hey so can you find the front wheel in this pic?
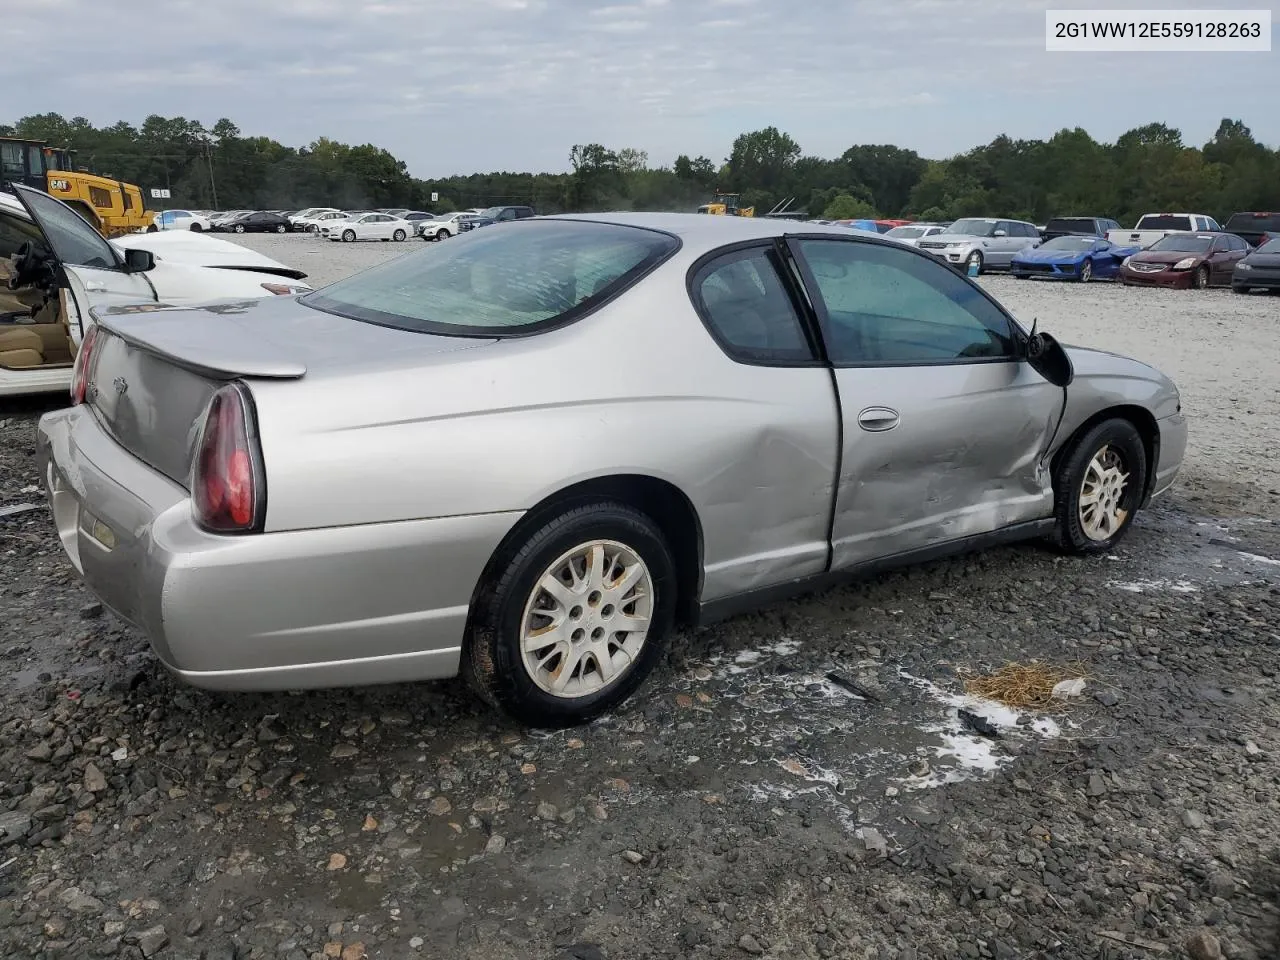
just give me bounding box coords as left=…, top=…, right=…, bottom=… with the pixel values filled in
left=234, top=224, right=245, bottom=234
left=1051, top=418, right=1148, bottom=555
left=438, top=228, right=453, bottom=240
left=190, top=223, right=203, bottom=232
left=965, top=250, right=984, bottom=275
left=463, top=502, right=677, bottom=727
left=342, top=230, right=356, bottom=242
left=1079, top=259, right=1093, bottom=283
left=393, top=229, right=406, bottom=241
left=1194, top=265, right=1209, bottom=289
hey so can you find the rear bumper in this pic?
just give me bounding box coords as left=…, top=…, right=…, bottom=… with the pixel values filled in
left=37, top=406, right=522, bottom=691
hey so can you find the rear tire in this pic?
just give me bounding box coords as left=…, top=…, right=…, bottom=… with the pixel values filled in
left=275, top=224, right=286, bottom=233
left=1051, top=418, right=1148, bottom=555
left=190, top=223, right=203, bottom=232
left=393, top=229, right=406, bottom=241
left=463, top=502, right=677, bottom=727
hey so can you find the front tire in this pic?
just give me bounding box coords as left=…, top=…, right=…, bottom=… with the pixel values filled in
left=439, top=228, right=453, bottom=240
left=234, top=224, right=245, bottom=234
left=190, top=223, right=203, bottom=232
left=1079, top=259, right=1093, bottom=283
left=1194, top=265, right=1209, bottom=289
left=463, top=502, right=677, bottom=727
left=1051, top=419, right=1148, bottom=555
left=342, top=229, right=356, bottom=243
left=965, top=250, right=984, bottom=275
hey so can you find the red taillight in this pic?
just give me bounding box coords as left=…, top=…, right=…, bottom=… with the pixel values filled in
left=70, top=325, right=100, bottom=405
left=192, top=384, right=263, bottom=533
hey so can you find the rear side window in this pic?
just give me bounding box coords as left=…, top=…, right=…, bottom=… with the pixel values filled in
left=691, top=246, right=814, bottom=364
left=302, top=219, right=678, bottom=336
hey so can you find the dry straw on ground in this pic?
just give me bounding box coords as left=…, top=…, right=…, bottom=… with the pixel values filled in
left=959, top=661, right=1090, bottom=709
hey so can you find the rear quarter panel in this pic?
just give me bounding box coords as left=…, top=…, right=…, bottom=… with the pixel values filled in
left=248, top=261, right=840, bottom=602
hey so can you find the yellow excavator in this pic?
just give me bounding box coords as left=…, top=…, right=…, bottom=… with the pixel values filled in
left=697, top=192, right=755, bottom=217
left=1, top=137, right=156, bottom=236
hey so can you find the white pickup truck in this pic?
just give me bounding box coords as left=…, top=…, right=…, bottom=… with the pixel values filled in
left=1106, top=213, right=1222, bottom=250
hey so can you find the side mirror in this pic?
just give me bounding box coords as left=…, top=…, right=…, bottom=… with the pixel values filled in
left=1024, top=329, right=1073, bottom=387
left=993, top=229, right=1007, bottom=237
left=122, top=248, right=155, bottom=273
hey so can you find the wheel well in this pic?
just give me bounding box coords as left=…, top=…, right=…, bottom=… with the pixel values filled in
left=1052, top=405, right=1160, bottom=498
left=474, top=475, right=704, bottom=628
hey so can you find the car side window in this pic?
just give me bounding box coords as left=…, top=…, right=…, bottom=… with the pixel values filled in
left=691, top=245, right=815, bottom=365
left=1211, top=235, right=1229, bottom=252
left=796, top=238, right=1016, bottom=366
left=1017, top=223, right=1036, bottom=238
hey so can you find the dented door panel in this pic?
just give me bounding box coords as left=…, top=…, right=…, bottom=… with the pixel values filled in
left=829, top=361, right=1064, bottom=569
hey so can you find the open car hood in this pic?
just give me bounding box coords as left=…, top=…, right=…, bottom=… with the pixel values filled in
left=110, top=230, right=308, bottom=281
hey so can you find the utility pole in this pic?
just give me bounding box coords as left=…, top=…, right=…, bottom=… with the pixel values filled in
left=203, top=136, right=219, bottom=208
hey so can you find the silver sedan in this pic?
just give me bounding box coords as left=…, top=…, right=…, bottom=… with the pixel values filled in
left=37, top=212, right=1187, bottom=726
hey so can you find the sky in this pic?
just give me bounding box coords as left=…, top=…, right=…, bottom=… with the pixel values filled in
left=5, top=0, right=1278, bottom=177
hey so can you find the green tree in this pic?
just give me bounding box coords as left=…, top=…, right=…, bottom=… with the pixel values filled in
left=823, top=194, right=877, bottom=220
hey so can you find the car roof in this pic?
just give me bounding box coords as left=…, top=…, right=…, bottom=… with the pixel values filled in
left=544, top=211, right=874, bottom=244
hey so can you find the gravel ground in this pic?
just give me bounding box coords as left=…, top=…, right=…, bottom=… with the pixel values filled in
left=1, top=234, right=1278, bottom=960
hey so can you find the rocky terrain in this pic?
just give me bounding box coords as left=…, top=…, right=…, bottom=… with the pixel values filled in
left=1, top=243, right=1277, bottom=959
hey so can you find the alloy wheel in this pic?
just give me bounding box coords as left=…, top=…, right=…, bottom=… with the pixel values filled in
left=1078, top=444, right=1130, bottom=541
left=519, top=540, right=653, bottom=698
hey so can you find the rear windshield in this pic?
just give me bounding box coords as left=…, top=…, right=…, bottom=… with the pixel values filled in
left=1135, top=215, right=1193, bottom=231
left=1224, top=212, right=1280, bottom=233
left=1149, top=234, right=1213, bottom=253
left=300, top=219, right=679, bottom=336
left=886, top=226, right=926, bottom=238
left=1045, top=218, right=1097, bottom=233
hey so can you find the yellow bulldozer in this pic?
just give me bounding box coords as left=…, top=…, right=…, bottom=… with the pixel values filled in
left=1, top=137, right=156, bottom=237
left=697, top=192, right=755, bottom=217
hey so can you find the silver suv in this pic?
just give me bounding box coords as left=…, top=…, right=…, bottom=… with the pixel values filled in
left=917, top=218, right=1041, bottom=274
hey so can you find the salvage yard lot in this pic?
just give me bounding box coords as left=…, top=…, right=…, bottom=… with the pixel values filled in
left=1, top=234, right=1278, bottom=960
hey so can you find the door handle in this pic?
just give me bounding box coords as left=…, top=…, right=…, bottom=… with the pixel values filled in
left=857, top=406, right=900, bottom=432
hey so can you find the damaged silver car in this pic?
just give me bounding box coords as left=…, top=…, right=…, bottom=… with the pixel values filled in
left=37, top=213, right=1187, bottom=726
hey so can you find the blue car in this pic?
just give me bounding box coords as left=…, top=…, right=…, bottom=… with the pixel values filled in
left=1011, top=235, right=1139, bottom=282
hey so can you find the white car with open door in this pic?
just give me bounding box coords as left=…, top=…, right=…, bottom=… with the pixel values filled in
left=0, top=185, right=312, bottom=397
left=319, top=212, right=412, bottom=242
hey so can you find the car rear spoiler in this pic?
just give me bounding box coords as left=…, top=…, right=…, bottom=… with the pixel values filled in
left=94, top=304, right=307, bottom=380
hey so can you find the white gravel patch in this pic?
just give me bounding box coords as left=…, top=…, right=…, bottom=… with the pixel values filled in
left=226, top=234, right=1280, bottom=517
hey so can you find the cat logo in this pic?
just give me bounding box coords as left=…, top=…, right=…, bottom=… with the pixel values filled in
left=49, top=178, right=70, bottom=191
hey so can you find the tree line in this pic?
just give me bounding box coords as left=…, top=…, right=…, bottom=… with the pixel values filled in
left=3, top=112, right=1276, bottom=227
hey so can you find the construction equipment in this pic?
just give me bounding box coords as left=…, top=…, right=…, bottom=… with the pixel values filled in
left=0, top=137, right=156, bottom=236
left=697, top=192, right=755, bottom=217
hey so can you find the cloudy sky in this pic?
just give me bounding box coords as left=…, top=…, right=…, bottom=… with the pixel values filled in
left=6, top=0, right=1277, bottom=176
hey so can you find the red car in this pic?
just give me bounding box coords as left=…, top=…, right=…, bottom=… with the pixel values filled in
left=1118, top=231, right=1250, bottom=290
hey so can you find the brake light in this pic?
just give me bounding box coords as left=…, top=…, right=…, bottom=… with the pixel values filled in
left=192, top=383, right=263, bottom=533
left=70, top=325, right=100, bottom=405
